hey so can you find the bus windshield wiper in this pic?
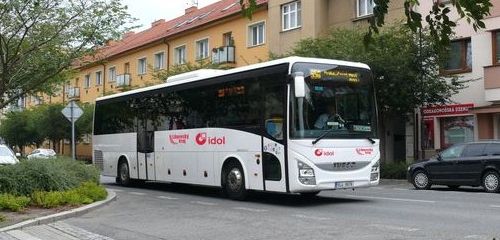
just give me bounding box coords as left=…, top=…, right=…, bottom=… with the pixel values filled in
left=312, top=128, right=336, bottom=145
left=366, top=137, right=375, bottom=144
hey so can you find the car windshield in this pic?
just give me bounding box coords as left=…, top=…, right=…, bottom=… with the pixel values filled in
left=290, top=62, right=377, bottom=139
left=0, top=147, right=14, bottom=157
left=439, top=144, right=465, bottom=159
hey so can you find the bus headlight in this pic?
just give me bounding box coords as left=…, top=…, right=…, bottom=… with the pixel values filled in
left=371, top=160, right=379, bottom=181
left=298, top=161, right=316, bottom=185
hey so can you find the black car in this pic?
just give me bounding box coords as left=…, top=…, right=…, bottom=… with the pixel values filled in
left=408, top=141, right=500, bottom=193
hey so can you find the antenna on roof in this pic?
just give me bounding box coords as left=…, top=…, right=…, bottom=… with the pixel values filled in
left=187, top=0, right=198, bottom=8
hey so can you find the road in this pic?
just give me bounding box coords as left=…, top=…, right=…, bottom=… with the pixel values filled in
left=55, top=177, right=500, bottom=240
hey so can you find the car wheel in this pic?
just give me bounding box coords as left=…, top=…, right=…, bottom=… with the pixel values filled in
left=223, top=161, right=247, bottom=200
left=482, top=171, right=500, bottom=193
left=412, top=170, right=431, bottom=190
left=117, top=161, right=131, bottom=186
left=447, top=185, right=460, bottom=190
left=300, top=191, right=320, bottom=198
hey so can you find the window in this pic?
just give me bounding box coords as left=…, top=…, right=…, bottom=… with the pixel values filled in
left=154, top=52, right=165, bottom=70
left=440, top=144, right=465, bottom=159
left=443, top=38, right=472, bottom=73
left=357, top=0, right=374, bottom=17
left=95, top=71, right=102, bottom=85
left=493, top=31, right=500, bottom=64
left=462, top=144, right=487, bottom=157
left=138, top=58, right=147, bottom=75
left=196, top=38, right=209, bottom=60
left=174, top=45, right=186, bottom=65
left=223, top=32, right=233, bottom=46
left=84, top=74, right=90, bottom=88
left=248, top=22, right=265, bottom=47
left=108, top=67, right=116, bottom=82
left=282, top=1, right=301, bottom=31
left=484, top=143, right=500, bottom=156
left=124, top=62, right=130, bottom=74
left=440, top=116, right=474, bottom=148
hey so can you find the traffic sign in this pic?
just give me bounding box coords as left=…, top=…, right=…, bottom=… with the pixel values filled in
left=61, top=101, right=83, bottom=122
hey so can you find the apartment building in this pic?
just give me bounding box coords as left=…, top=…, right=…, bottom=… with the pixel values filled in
left=416, top=0, right=500, bottom=159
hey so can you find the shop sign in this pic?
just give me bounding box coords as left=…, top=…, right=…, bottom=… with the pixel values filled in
left=422, top=103, right=474, bottom=117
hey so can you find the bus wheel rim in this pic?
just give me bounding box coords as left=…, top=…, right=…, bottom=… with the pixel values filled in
left=485, top=174, right=499, bottom=191
left=228, top=168, right=243, bottom=191
left=415, top=173, right=428, bottom=188
left=121, top=164, right=128, bottom=181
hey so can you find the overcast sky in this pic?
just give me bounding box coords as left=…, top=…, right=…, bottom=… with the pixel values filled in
left=121, top=0, right=221, bottom=32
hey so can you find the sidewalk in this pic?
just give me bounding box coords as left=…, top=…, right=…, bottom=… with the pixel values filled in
left=0, top=222, right=113, bottom=240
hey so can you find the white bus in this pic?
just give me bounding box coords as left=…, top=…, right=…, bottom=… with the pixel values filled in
left=93, top=56, right=379, bottom=199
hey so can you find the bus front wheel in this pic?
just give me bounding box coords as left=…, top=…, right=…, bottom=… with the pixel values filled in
left=117, top=161, right=131, bottom=186
left=223, top=161, right=247, bottom=200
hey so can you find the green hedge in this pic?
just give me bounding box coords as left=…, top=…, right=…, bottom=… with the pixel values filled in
left=31, top=182, right=106, bottom=208
left=0, top=214, right=5, bottom=222
left=0, top=158, right=100, bottom=196
left=381, top=162, right=409, bottom=179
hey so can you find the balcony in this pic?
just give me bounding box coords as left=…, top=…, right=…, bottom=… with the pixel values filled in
left=116, top=74, right=131, bottom=87
left=484, top=65, right=500, bottom=102
left=68, top=87, right=80, bottom=99
left=211, top=46, right=235, bottom=64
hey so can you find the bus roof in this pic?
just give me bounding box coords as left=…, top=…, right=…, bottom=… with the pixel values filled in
left=96, top=56, right=370, bottom=102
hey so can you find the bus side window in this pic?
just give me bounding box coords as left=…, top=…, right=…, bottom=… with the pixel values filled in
left=261, top=74, right=285, bottom=141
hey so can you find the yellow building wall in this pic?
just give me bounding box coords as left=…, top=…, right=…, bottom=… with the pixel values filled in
left=44, top=9, right=270, bottom=159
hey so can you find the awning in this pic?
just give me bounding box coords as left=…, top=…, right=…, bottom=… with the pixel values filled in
left=469, top=104, right=500, bottom=114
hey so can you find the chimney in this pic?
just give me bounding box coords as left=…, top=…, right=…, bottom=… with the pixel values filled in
left=123, top=31, right=135, bottom=39
left=185, top=6, right=197, bottom=15
left=151, top=19, right=165, bottom=27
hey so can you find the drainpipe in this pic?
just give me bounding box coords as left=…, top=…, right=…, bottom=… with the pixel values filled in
left=102, top=63, right=106, bottom=96
left=163, top=38, right=170, bottom=74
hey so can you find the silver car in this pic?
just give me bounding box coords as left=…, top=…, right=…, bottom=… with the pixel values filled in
left=27, top=148, right=57, bottom=160
left=0, top=145, right=19, bottom=165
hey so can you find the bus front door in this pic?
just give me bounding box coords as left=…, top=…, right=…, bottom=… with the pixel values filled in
left=137, top=118, right=156, bottom=181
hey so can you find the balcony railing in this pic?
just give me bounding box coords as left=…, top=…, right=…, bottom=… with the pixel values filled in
left=211, top=46, right=235, bottom=64
left=68, top=87, right=80, bottom=99
left=116, top=74, right=131, bottom=87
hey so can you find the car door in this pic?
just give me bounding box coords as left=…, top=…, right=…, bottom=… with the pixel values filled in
left=480, top=143, right=500, bottom=185
left=455, top=143, right=487, bottom=185
left=426, top=144, right=465, bottom=184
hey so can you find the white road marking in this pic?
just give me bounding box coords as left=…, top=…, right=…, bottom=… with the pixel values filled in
left=369, top=224, right=419, bottom=232
left=392, top=188, right=409, bottom=191
left=464, top=235, right=486, bottom=239
left=191, top=201, right=218, bottom=206
left=157, top=196, right=179, bottom=200
left=233, top=207, right=268, bottom=213
left=107, top=188, right=123, bottom=192
left=490, top=205, right=500, bottom=208
left=129, top=192, right=146, bottom=196
left=344, top=194, right=436, bottom=203
left=292, top=214, right=331, bottom=221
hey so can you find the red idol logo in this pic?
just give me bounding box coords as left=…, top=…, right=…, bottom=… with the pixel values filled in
left=314, top=149, right=323, bottom=156
left=195, top=133, right=226, bottom=145
left=195, top=133, right=207, bottom=145
left=356, top=148, right=374, bottom=155
left=314, top=149, right=334, bottom=157
left=169, top=134, right=189, bottom=144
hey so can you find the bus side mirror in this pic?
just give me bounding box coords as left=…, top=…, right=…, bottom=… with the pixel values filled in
left=294, top=72, right=305, bottom=98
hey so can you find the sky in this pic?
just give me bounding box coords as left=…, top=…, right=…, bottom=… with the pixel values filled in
left=121, top=0, right=221, bottom=32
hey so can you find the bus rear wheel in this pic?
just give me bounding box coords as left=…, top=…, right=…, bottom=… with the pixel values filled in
left=223, top=161, right=247, bottom=200
left=117, top=161, right=131, bottom=186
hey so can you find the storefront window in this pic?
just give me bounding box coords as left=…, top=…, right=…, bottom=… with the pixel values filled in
left=422, top=118, right=434, bottom=149
left=440, top=116, right=474, bottom=148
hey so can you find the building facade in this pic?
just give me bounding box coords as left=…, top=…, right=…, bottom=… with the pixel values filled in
left=416, top=0, right=500, bottom=159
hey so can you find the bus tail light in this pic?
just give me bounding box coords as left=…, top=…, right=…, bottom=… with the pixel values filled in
left=371, top=160, right=379, bottom=181
left=298, top=161, right=316, bottom=185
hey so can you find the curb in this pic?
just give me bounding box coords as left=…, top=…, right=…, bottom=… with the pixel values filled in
left=0, top=189, right=116, bottom=232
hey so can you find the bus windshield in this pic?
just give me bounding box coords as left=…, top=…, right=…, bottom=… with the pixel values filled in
left=290, top=62, right=377, bottom=139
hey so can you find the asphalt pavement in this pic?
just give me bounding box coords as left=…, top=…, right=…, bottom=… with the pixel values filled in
left=54, top=177, right=500, bottom=240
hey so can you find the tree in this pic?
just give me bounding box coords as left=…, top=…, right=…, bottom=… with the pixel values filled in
left=0, top=110, right=33, bottom=151
left=75, top=103, right=93, bottom=139
left=34, top=104, right=71, bottom=151
left=241, top=0, right=492, bottom=47
left=0, top=0, right=133, bottom=109
left=290, top=26, right=465, bottom=161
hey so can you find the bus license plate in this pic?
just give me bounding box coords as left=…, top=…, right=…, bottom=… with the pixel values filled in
left=335, top=181, right=353, bottom=189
